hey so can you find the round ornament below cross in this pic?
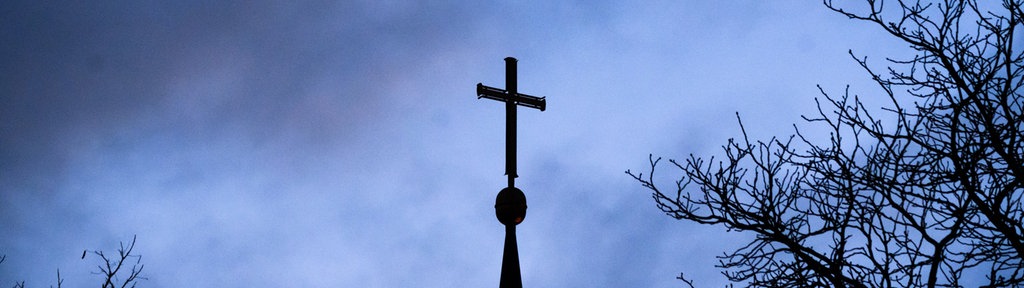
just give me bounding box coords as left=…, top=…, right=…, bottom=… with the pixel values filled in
left=494, top=187, right=527, bottom=225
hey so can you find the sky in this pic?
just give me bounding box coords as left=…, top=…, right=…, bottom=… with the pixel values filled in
left=1, top=1, right=908, bottom=287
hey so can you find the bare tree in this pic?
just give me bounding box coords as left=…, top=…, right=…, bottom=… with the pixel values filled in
left=628, top=0, right=1024, bottom=287
left=88, top=235, right=146, bottom=288
left=3, top=236, right=145, bottom=288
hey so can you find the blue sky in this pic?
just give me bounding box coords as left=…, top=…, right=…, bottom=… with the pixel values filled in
left=2, top=1, right=906, bottom=287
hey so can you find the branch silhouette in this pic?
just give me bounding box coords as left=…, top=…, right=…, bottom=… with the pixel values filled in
left=630, top=0, right=1024, bottom=287
left=88, top=235, right=146, bottom=288
left=3, top=236, right=146, bottom=288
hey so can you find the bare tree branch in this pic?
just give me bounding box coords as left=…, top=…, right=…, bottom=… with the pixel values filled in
left=633, top=0, right=1024, bottom=287
left=3, top=238, right=146, bottom=287
left=85, top=235, right=147, bottom=288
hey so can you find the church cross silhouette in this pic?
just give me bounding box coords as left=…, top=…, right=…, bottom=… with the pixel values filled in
left=476, top=57, right=546, bottom=288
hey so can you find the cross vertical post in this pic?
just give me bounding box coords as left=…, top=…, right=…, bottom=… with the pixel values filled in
left=505, top=57, right=517, bottom=188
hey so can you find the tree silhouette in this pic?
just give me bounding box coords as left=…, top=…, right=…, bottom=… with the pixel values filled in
left=3, top=236, right=145, bottom=288
left=91, top=235, right=146, bottom=288
left=629, top=1, right=1024, bottom=287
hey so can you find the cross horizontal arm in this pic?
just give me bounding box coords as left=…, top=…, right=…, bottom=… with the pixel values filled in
left=477, top=83, right=547, bottom=111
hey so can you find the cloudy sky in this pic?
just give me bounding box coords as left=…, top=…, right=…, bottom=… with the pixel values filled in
left=2, top=1, right=907, bottom=287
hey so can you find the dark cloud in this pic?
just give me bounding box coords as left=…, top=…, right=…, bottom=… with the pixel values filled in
left=1, top=1, right=492, bottom=284
left=0, top=0, right=484, bottom=192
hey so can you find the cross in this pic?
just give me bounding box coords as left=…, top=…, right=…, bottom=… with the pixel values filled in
left=476, top=57, right=547, bottom=288
left=476, top=57, right=546, bottom=188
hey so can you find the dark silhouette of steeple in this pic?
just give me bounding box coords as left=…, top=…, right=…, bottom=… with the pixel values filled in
left=476, top=57, right=546, bottom=288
